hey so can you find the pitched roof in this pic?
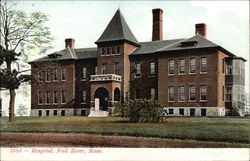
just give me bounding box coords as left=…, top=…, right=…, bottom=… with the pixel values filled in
left=156, top=34, right=219, bottom=52
left=131, top=39, right=183, bottom=55
left=29, top=48, right=97, bottom=63
left=96, top=9, right=140, bottom=46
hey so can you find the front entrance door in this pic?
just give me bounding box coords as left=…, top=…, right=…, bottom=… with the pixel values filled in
left=94, top=87, right=109, bottom=111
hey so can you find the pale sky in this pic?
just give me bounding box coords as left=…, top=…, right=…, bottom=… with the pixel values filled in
left=1, top=1, right=249, bottom=116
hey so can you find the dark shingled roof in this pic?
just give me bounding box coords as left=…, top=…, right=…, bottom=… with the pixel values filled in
left=29, top=48, right=97, bottom=63
left=96, top=9, right=140, bottom=46
left=131, top=39, right=183, bottom=55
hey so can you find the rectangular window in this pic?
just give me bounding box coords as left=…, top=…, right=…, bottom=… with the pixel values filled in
left=82, top=91, right=86, bottom=104
left=82, top=67, right=87, bottom=79
left=189, top=85, right=196, bottom=101
left=189, top=58, right=196, bottom=74
left=226, top=87, right=232, bottom=102
left=106, top=47, right=110, bottom=56
left=38, top=91, right=43, bottom=105
left=179, top=59, right=185, bottom=74
left=61, top=68, right=66, bottom=81
left=111, top=47, right=116, bottom=55
left=116, top=46, right=120, bottom=55
left=95, top=66, right=98, bottom=75
left=201, top=57, right=207, bottom=73
left=222, top=86, right=225, bottom=101
left=38, top=70, right=42, bottom=81
left=190, top=109, right=195, bottom=116
left=38, top=110, right=42, bottom=116
left=150, top=88, right=155, bottom=99
left=101, top=48, right=105, bottom=56
left=168, top=109, right=174, bottom=114
left=61, top=91, right=66, bottom=104
left=179, top=109, right=184, bottom=115
left=53, top=68, right=58, bottom=81
left=53, top=110, right=57, bottom=116
left=45, top=91, right=50, bottom=104
left=136, top=63, right=141, bottom=76
left=114, top=62, right=121, bottom=75
left=168, top=86, right=174, bottom=102
left=53, top=91, right=58, bottom=104
left=46, top=69, right=50, bottom=81
left=150, top=62, right=155, bottom=75
left=46, top=110, right=50, bottom=116
left=178, top=86, right=185, bottom=102
left=168, top=59, right=175, bottom=75
left=101, top=63, right=107, bottom=74
left=61, top=110, right=65, bottom=116
left=200, top=85, right=207, bottom=101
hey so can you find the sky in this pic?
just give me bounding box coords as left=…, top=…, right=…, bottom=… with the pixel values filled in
left=1, top=0, right=249, bottom=116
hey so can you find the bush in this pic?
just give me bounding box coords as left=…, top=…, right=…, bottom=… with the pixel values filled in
left=114, top=99, right=166, bottom=123
left=228, top=107, right=240, bottom=116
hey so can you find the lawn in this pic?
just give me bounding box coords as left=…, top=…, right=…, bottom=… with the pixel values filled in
left=1, top=116, right=250, bottom=144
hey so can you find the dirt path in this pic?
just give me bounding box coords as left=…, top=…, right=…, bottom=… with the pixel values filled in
left=0, top=132, right=249, bottom=148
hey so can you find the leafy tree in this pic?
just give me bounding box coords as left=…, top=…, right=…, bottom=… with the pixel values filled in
left=0, top=1, right=53, bottom=121
left=16, top=104, right=28, bottom=116
left=114, top=99, right=166, bottom=123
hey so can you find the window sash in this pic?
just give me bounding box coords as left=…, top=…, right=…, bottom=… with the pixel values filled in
left=189, top=86, right=196, bottom=101
left=45, top=92, right=50, bottom=104
left=61, top=68, right=66, bottom=80
left=201, top=57, right=207, bottom=73
left=168, top=60, right=175, bottom=74
left=53, top=91, right=58, bottom=104
left=114, top=63, right=120, bottom=75
left=200, top=85, right=207, bottom=100
left=226, top=87, right=232, bottom=101
left=150, top=62, right=155, bottom=75
left=101, top=64, right=107, bottom=74
left=178, top=86, right=185, bottom=101
left=61, top=91, right=66, bottom=104
left=38, top=91, right=43, bottom=104
left=179, top=59, right=185, bottom=74
left=189, top=58, right=196, bottom=73
left=168, top=86, right=174, bottom=102
left=151, top=88, right=155, bottom=99
left=136, top=63, right=141, bottom=75
left=82, top=67, right=87, bottom=79
left=82, top=91, right=86, bottom=103
left=46, top=69, right=50, bottom=81
left=54, top=69, right=58, bottom=81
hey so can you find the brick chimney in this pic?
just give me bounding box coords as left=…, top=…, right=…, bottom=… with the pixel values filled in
left=152, top=8, right=163, bottom=41
left=65, top=38, right=75, bottom=48
left=195, top=23, right=206, bottom=37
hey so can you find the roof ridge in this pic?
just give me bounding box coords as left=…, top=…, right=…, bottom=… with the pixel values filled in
left=139, top=38, right=184, bottom=44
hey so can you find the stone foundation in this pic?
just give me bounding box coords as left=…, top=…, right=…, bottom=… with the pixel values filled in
left=163, top=107, right=225, bottom=116
left=30, top=108, right=90, bottom=116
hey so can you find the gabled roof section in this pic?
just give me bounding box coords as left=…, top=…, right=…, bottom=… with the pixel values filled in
left=96, top=9, right=140, bottom=46
left=156, top=34, right=219, bottom=52
left=131, top=39, right=183, bottom=55
left=29, top=48, right=97, bottom=63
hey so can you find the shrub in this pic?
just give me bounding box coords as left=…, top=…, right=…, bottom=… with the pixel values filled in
left=114, top=99, right=166, bottom=123
left=228, top=107, right=240, bottom=116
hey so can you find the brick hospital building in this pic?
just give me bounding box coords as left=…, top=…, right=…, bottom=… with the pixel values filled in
left=29, top=8, right=246, bottom=117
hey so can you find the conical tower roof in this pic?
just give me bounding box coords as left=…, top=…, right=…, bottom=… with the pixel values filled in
left=96, top=9, right=140, bottom=46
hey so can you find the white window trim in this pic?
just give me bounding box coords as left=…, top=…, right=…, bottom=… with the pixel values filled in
left=45, top=92, right=50, bottom=105
left=179, top=59, right=185, bottom=75
left=150, top=62, right=155, bottom=75
left=61, top=68, right=66, bottom=81
left=200, top=57, right=208, bottom=74
left=189, top=85, right=196, bottom=102
left=168, top=59, right=175, bottom=75
left=53, top=91, right=58, bottom=105
left=200, top=85, right=208, bottom=102
left=38, top=91, right=43, bottom=105
left=178, top=86, right=185, bottom=102
left=81, top=67, right=87, bottom=81
left=168, top=86, right=175, bottom=102
left=81, top=91, right=87, bottom=104
left=189, top=58, right=196, bottom=74
left=53, top=69, right=58, bottom=82
left=61, top=91, right=66, bottom=104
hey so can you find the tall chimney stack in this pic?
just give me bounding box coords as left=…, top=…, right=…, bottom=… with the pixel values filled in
left=195, top=23, right=206, bottom=37
left=152, top=8, right=163, bottom=41
left=65, top=38, right=75, bottom=48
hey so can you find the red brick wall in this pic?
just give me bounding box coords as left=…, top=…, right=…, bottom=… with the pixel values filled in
left=31, top=61, right=75, bottom=109
left=158, top=48, right=224, bottom=107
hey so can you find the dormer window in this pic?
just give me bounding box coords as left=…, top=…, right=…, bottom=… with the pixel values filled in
left=180, top=41, right=198, bottom=47
left=111, top=47, right=116, bottom=55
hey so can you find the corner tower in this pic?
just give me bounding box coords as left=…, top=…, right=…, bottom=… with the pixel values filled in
left=91, top=9, right=140, bottom=114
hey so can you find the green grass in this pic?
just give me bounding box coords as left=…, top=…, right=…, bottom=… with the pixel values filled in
left=1, top=116, right=250, bottom=144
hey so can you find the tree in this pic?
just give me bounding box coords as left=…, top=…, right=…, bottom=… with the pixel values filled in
left=16, top=104, right=28, bottom=116
left=0, top=1, right=53, bottom=121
